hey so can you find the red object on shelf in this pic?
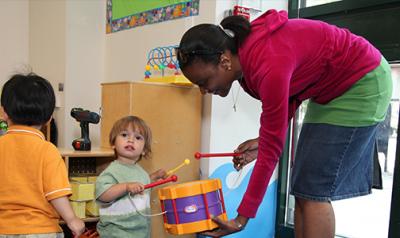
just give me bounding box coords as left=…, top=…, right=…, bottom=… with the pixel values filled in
left=194, top=152, right=242, bottom=159
left=233, top=5, right=250, bottom=20
left=144, top=175, right=178, bottom=189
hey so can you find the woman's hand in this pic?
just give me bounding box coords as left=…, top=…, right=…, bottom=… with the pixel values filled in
left=126, top=182, right=145, bottom=195
left=200, top=215, right=249, bottom=237
left=150, top=169, right=168, bottom=180
left=232, top=138, right=259, bottom=171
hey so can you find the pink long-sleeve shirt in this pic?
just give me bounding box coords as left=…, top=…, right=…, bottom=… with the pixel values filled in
left=237, top=9, right=381, bottom=218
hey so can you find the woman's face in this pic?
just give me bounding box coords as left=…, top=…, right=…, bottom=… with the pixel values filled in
left=182, top=60, right=235, bottom=97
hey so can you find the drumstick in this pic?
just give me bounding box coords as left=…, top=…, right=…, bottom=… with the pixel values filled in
left=167, top=159, right=190, bottom=176
left=144, top=175, right=178, bottom=189
left=194, top=152, right=242, bottom=159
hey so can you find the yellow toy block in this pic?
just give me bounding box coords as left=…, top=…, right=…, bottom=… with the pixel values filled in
left=70, top=201, right=86, bottom=219
left=86, top=200, right=99, bottom=217
left=69, top=182, right=95, bottom=201
left=70, top=176, right=88, bottom=183
left=87, top=176, right=98, bottom=183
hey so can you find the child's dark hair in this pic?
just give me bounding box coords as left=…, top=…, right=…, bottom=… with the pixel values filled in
left=1, top=73, right=55, bottom=126
left=177, top=15, right=251, bottom=70
left=109, top=115, right=152, bottom=161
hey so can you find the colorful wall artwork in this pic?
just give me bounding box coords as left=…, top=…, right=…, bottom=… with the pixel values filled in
left=106, top=0, right=199, bottom=34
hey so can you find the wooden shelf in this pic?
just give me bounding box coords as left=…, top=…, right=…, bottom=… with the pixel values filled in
left=59, top=148, right=114, bottom=157
left=59, top=147, right=115, bottom=176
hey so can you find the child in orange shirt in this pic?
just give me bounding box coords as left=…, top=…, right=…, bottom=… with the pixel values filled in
left=0, top=73, right=85, bottom=237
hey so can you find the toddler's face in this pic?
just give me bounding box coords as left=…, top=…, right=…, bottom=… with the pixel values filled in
left=113, top=126, right=145, bottom=162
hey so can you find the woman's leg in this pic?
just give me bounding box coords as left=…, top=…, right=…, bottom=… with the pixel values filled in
left=295, top=197, right=335, bottom=238
left=294, top=199, right=304, bottom=238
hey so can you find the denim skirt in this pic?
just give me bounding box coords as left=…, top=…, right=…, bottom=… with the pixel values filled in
left=290, top=123, right=378, bottom=201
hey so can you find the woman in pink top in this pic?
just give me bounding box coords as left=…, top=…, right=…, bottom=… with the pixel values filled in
left=176, top=10, right=392, bottom=238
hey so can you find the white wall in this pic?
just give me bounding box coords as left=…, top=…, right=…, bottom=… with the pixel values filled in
left=64, top=0, right=106, bottom=148
left=29, top=0, right=66, bottom=145
left=0, top=0, right=29, bottom=90
left=28, top=0, right=106, bottom=148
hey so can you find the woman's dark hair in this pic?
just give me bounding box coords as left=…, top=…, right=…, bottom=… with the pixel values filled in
left=1, top=73, right=55, bottom=126
left=177, top=15, right=251, bottom=70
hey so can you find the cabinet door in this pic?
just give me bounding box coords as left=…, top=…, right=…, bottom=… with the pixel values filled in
left=101, top=82, right=133, bottom=148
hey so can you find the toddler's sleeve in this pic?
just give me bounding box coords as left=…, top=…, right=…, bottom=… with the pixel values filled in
left=42, top=144, right=72, bottom=201
left=95, top=168, right=118, bottom=203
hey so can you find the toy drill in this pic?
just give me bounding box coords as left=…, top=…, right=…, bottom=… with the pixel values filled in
left=71, top=108, right=100, bottom=151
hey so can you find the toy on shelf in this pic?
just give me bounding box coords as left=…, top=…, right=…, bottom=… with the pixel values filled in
left=0, top=120, right=7, bottom=136
left=70, top=108, right=100, bottom=151
left=143, top=45, right=192, bottom=86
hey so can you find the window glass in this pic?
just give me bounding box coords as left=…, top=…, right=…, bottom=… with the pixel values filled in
left=300, top=0, right=342, bottom=7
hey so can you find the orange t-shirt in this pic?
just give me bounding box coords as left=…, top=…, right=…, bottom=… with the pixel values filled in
left=0, top=125, right=71, bottom=234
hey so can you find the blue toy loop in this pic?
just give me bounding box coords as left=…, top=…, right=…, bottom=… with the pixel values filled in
left=146, top=45, right=180, bottom=69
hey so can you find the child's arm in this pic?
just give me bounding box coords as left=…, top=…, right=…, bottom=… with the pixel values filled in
left=50, top=196, right=85, bottom=238
left=150, top=169, right=167, bottom=181
left=98, top=182, right=145, bottom=203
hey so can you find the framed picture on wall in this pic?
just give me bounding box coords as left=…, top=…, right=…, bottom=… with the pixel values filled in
left=106, top=0, right=200, bottom=33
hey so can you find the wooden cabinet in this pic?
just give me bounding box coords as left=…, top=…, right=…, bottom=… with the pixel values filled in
left=101, top=81, right=202, bottom=238
left=59, top=148, right=115, bottom=223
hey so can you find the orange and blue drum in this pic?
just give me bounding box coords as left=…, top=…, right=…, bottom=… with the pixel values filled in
left=158, top=179, right=228, bottom=235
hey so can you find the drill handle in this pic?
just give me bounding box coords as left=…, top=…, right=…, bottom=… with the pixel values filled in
left=80, top=122, right=90, bottom=141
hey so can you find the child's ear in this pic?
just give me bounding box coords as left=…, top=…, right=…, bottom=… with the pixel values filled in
left=0, top=106, right=5, bottom=118
left=1, top=107, right=9, bottom=121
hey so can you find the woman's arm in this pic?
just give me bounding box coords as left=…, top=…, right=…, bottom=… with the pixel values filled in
left=237, top=55, right=294, bottom=218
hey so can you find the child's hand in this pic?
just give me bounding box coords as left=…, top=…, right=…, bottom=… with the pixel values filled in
left=151, top=169, right=167, bottom=180
left=126, top=182, right=145, bottom=195
left=67, top=217, right=85, bottom=238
